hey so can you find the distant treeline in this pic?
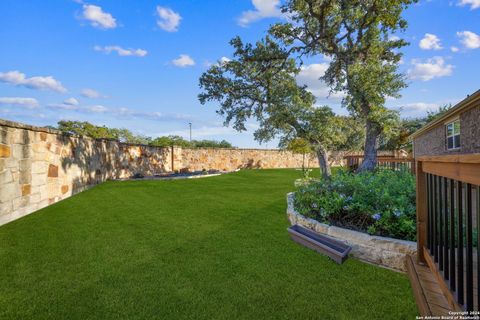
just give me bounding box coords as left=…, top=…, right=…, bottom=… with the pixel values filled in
left=51, top=121, right=234, bottom=148
left=50, top=105, right=450, bottom=152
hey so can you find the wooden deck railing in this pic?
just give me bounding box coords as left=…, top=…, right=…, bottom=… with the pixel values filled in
left=416, top=154, right=480, bottom=311
left=345, top=155, right=415, bottom=173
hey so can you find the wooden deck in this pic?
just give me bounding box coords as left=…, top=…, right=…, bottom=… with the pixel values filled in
left=406, top=254, right=456, bottom=316
left=423, top=246, right=479, bottom=311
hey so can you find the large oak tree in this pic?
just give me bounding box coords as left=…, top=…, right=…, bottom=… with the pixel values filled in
left=199, top=37, right=359, bottom=179
left=269, top=0, right=415, bottom=171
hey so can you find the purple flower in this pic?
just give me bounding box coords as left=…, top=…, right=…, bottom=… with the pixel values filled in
left=372, top=213, right=381, bottom=221
left=393, top=209, right=401, bottom=217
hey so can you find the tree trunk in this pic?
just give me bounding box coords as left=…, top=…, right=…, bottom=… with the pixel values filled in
left=315, top=146, right=331, bottom=179
left=358, top=119, right=381, bottom=172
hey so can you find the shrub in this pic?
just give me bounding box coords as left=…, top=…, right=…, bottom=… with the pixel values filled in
left=132, top=172, right=145, bottom=179
left=294, top=168, right=416, bottom=241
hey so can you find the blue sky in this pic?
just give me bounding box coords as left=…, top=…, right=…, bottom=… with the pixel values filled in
left=0, top=0, right=479, bottom=148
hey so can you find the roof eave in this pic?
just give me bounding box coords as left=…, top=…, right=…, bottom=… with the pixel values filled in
left=409, top=89, right=480, bottom=141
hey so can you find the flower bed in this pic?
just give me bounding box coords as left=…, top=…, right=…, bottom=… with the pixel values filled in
left=293, top=169, right=416, bottom=241
left=287, top=193, right=417, bottom=272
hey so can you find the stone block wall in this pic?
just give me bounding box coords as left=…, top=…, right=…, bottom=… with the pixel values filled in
left=0, top=119, right=172, bottom=226
left=174, top=147, right=319, bottom=172
left=0, top=119, right=321, bottom=225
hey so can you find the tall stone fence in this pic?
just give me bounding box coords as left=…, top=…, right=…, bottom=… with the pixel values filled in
left=0, top=119, right=173, bottom=225
left=0, top=119, right=402, bottom=225
left=0, top=119, right=310, bottom=225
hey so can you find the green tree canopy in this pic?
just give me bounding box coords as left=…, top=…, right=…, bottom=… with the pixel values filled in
left=379, top=103, right=454, bottom=151
left=149, top=135, right=234, bottom=148
left=55, top=121, right=234, bottom=148
left=149, top=135, right=192, bottom=148
left=199, top=36, right=360, bottom=178
left=268, top=0, right=415, bottom=171
left=57, top=120, right=150, bottom=144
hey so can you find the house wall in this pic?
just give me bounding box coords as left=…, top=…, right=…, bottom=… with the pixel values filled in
left=414, top=105, right=480, bottom=157
left=460, top=104, right=480, bottom=154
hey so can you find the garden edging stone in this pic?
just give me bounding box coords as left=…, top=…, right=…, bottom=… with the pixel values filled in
left=286, top=192, right=417, bottom=272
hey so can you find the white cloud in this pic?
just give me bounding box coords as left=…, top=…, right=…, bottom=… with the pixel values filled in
left=94, top=45, right=147, bottom=57
left=395, top=99, right=459, bottom=117
left=393, top=102, right=439, bottom=118
left=0, top=107, right=48, bottom=120
left=115, top=107, right=192, bottom=122
left=86, top=105, right=108, bottom=113
left=47, top=103, right=79, bottom=111
left=0, top=70, right=67, bottom=93
left=407, top=57, right=454, bottom=81
left=400, top=102, right=439, bottom=113
left=457, top=31, right=480, bottom=49
left=204, top=57, right=232, bottom=68
left=156, top=6, right=181, bottom=32
left=0, top=97, right=39, bottom=108
left=451, top=46, right=459, bottom=52
left=238, top=0, right=283, bottom=27
left=219, top=57, right=231, bottom=64
left=296, top=63, right=344, bottom=100
left=81, top=88, right=105, bottom=98
left=458, top=0, right=480, bottom=9
left=82, top=4, right=117, bottom=29
left=47, top=103, right=107, bottom=113
left=63, top=97, right=79, bottom=106
left=419, top=33, right=442, bottom=50
left=172, top=54, right=195, bottom=67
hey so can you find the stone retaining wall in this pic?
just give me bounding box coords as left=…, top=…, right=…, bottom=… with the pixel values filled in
left=286, top=192, right=417, bottom=272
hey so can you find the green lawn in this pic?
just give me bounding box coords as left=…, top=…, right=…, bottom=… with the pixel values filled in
left=0, top=169, right=417, bottom=319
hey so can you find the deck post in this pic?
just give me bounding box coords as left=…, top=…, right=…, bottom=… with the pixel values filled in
left=416, top=160, right=427, bottom=264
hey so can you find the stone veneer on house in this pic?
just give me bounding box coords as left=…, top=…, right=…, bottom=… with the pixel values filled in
left=286, top=193, right=417, bottom=272
left=1, top=119, right=336, bottom=225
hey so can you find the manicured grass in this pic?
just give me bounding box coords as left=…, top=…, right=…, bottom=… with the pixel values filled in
left=0, top=169, right=417, bottom=319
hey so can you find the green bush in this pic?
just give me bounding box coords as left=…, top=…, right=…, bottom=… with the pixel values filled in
left=294, top=169, right=416, bottom=241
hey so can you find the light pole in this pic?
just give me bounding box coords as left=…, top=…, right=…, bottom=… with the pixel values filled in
left=189, top=122, right=192, bottom=142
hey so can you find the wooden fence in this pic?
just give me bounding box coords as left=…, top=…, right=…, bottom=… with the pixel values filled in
left=344, top=155, right=415, bottom=174
left=416, top=154, right=480, bottom=311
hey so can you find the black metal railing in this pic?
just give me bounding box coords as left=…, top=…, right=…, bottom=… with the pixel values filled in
left=426, top=173, right=480, bottom=311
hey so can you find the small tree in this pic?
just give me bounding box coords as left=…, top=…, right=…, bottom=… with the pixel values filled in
left=56, top=120, right=151, bottom=144
left=269, top=0, right=415, bottom=171
left=192, top=139, right=234, bottom=148
left=287, top=138, right=312, bottom=177
left=379, top=103, right=453, bottom=152
left=149, top=135, right=192, bottom=148
left=426, top=103, right=453, bottom=122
